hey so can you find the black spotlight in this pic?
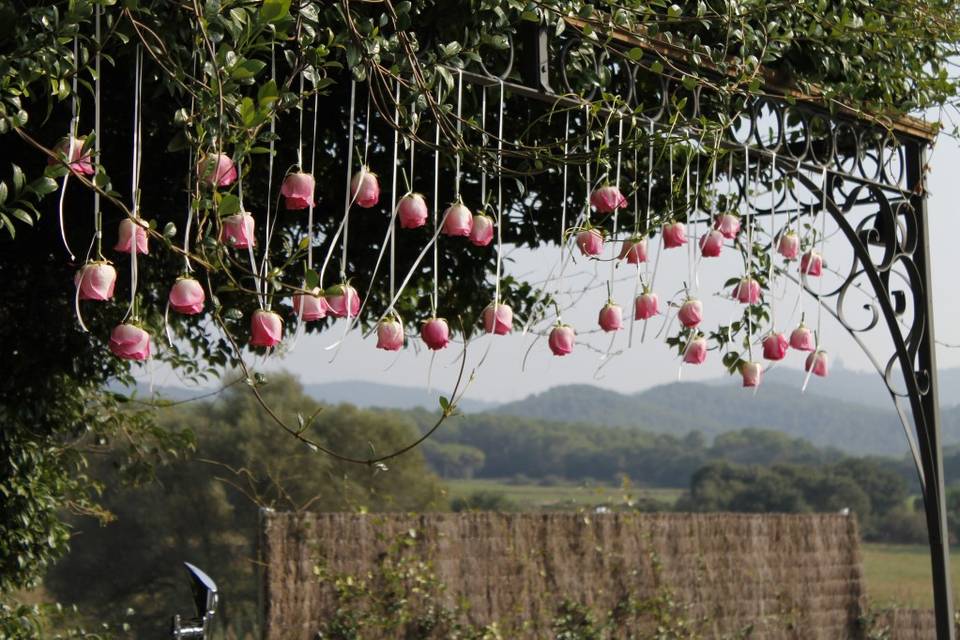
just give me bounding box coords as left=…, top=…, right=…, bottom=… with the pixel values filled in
left=170, top=563, right=218, bottom=639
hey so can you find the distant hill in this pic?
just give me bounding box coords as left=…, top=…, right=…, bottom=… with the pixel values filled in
left=492, top=381, right=960, bottom=457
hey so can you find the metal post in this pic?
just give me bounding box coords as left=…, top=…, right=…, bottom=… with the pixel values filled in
left=519, top=19, right=551, bottom=93
left=908, top=140, right=955, bottom=639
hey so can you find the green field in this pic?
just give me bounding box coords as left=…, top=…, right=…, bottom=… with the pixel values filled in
left=444, top=478, right=683, bottom=511
left=862, top=543, right=960, bottom=609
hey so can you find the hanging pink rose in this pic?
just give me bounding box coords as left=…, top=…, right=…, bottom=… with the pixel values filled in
left=683, top=335, right=707, bottom=365
left=619, top=236, right=648, bottom=264
left=168, top=277, right=205, bottom=315
left=109, top=323, right=151, bottom=361
left=50, top=136, right=95, bottom=176
left=733, top=277, right=762, bottom=304
left=576, top=228, right=604, bottom=257
left=376, top=317, right=405, bottom=351
left=778, top=231, right=799, bottom=259
left=714, top=213, right=741, bottom=240
left=398, top=193, right=429, bottom=229
left=292, top=289, right=329, bottom=321
left=326, top=284, right=360, bottom=319
left=805, top=350, right=829, bottom=377
left=662, top=221, right=687, bottom=249
left=469, top=214, right=495, bottom=247
left=482, top=303, right=513, bottom=335
left=741, top=361, right=762, bottom=388
left=220, top=212, right=256, bottom=249
left=800, top=250, right=823, bottom=276
left=598, top=302, right=623, bottom=332
left=250, top=309, right=283, bottom=348
left=789, top=323, right=816, bottom=351
left=421, top=317, right=450, bottom=350
left=699, top=229, right=724, bottom=258
left=198, top=153, right=237, bottom=188
left=280, top=171, right=315, bottom=210
left=635, top=291, right=659, bottom=320
left=548, top=324, right=575, bottom=356
left=114, top=218, right=148, bottom=255
left=762, top=332, right=789, bottom=361
left=350, top=167, right=380, bottom=208
left=441, top=201, right=473, bottom=237
left=677, top=298, right=703, bottom=329
left=590, top=185, right=627, bottom=213
left=75, top=262, right=117, bottom=301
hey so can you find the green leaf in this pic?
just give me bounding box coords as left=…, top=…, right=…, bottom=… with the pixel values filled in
left=239, top=97, right=256, bottom=127
left=0, top=182, right=7, bottom=205
left=218, top=193, right=240, bottom=217
left=11, top=164, right=25, bottom=195
left=260, top=0, right=290, bottom=23
left=258, top=79, right=279, bottom=108
left=29, top=176, right=58, bottom=196
left=627, top=47, right=645, bottom=61
left=304, top=268, right=319, bottom=290
left=10, top=209, right=32, bottom=226
left=439, top=396, right=450, bottom=411
left=232, top=59, right=266, bottom=81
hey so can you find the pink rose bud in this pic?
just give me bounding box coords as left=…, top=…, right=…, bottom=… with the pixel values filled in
left=699, top=229, right=724, bottom=258
left=469, top=214, right=495, bottom=247
left=619, top=236, right=648, bottom=264
left=576, top=228, right=604, bottom=257
left=762, top=331, right=789, bottom=361
left=350, top=167, right=380, bottom=208
left=801, top=250, right=823, bottom=276
left=376, top=317, right=405, bottom=351
left=326, top=284, right=360, bottom=319
left=714, top=213, right=741, bottom=240
left=598, top=302, right=623, bottom=332
left=635, top=291, right=660, bottom=320
left=590, top=185, right=627, bottom=213
left=114, top=218, right=148, bottom=255
left=421, top=317, right=450, bottom=350
left=683, top=335, right=707, bottom=365
left=198, top=153, right=237, bottom=188
left=789, top=323, right=816, bottom=351
left=741, top=361, right=762, bottom=388
left=292, top=289, right=329, bottom=321
left=398, top=193, right=429, bottom=229
left=75, top=262, right=117, bottom=301
left=662, top=221, right=687, bottom=249
left=168, top=277, right=205, bottom=315
left=220, top=212, right=256, bottom=249
left=109, top=323, right=151, bottom=361
left=50, top=136, right=95, bottom=176
left=778, top=231, right=799, bottom=259
left=548, top=324, right=575, bottom=356
left=805, top=350, right=829, bottom=377
left=733, top=277, right=761, bottom=304
left=250, top=309, right=283, bottom=348
left=441, top=201, right=473, bottom=237
left=280, top=171, right=315, bottom=210
left=677, top=298, right=703, bottom=329
left=482, top=303, right=513, bottom=335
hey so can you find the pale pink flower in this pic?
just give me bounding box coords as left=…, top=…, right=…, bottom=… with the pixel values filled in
left=168, top=277, right=205, bottom=315
left=482, top=303, right=513, bottom=335
left=805, top=350, right=829, bottom=377
left=114, top=218, right=148, bottom=255
left=699, top=229, right=724, bottom=258
left=292, top=289, right=328, bottom=321
left=741, top=361, right=762, bottom=387
left=220, top=212, right=256, bottom=249
left=441, top=202, right=473, bottom=237
left=733, top=277, right=761, bottom=304
left=590, top=185, right=627, bottom=213
left=109, top=323, right=151, bottom=361
left=198, top=153, right=237, bottom=188
left=548, top=324, right=575, bottom=356
left=50, top=136, right=95, bottom=176
left=250, top=309, right=283, bottom=348
left=469, top=214, right=495, bottom=247
left=635, top=291, right=660, bottom=320
left=598, top=302, right=623, bottom=332
left=576, top=228, right=604, bottom=257
left=683, top=335, right=707, bottom=365
left=662, top=221, right=687, bottom=249
left=350, top=167, right=380, bottom=208
left=326, top=284, right=360, bottom=319
left=376, top=317, right=405, bottom=351
left=75, top=262, right=116, bottom=301
left=398, top=193, right=428, bottom=229
left=714, top=213, right=740, bottom=240
left=789, top=324, right=816, bottom=352
left=421, top=317, right=450, bottom=350
left=778, top=231, right=799, bottom=259
left=619, top=236, right=648, bottom=264
left=762, top=332, right=789, bottom=361
left=801, top=250, right=823, bottom=276
left=677, top=298, right=703, bottom=329
left=280, top=172, right=315, bottom=210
